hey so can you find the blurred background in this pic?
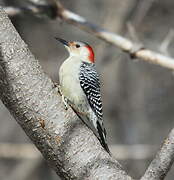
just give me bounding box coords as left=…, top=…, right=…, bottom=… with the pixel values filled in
left=1, top=0, right=174, bottom=179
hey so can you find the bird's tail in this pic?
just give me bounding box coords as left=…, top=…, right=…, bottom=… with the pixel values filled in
left=70, top=105, right=111, bottom=155
left=97, top=121, right=111, bottom=155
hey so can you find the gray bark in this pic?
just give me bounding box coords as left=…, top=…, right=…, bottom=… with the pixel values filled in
left=141, top=128, right=174, bottom=180
left=0, top=7, right=132, bottom=180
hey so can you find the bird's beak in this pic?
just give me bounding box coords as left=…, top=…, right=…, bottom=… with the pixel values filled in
left=55, top=37, right=69, bottom=47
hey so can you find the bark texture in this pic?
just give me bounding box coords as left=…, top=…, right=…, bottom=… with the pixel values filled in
left=141, top=129, right=174, bottom=180
left=0, top=7, right=132, bottom=180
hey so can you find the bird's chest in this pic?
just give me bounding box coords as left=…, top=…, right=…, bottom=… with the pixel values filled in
left=59, top=60, right=84, bottom=103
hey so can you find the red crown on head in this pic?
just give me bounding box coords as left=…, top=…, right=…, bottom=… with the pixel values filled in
left=85, top=45, right=95, bottom=63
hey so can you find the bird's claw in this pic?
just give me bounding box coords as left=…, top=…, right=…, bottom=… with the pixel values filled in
left=53, top=83, right=68, bottom=110
left=53, top=83, right=63, bottom=96
left=58, top=85, right=63, bottom=96
left=62, top=95, right=68, bottom=110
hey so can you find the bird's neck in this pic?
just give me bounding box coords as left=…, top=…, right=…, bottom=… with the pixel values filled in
left=68, top=54, right=94, bottom=63
left=68, top=54, right=93, bottom=64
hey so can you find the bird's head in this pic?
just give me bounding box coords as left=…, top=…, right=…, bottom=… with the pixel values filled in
left=55, top=38, right=95, bottom=63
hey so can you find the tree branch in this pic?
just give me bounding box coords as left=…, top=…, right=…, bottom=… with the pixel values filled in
left=141, top=129, right=174, bottom=180
left=2, top=2, right=174, bottom=179
left=4, top=2, right=58, bottom=18
left=53, top=0, right=174, bottom=70
left=4, top=1, right=174, bottom=71
left=0, top=7, right=132, bottom=180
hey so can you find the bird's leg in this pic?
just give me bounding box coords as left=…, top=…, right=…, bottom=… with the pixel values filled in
left=57, top=85, right=63, bottom=96
left=62, top=95, right=68, bottom=110
left=53, top=83, right=68, bottom=110
left=69, top=104, right=88, bottom=116
left=53, top=82, right=63, bottom=96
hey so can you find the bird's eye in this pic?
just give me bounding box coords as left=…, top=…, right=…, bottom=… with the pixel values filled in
left=76, top=44, right=80, bottom=48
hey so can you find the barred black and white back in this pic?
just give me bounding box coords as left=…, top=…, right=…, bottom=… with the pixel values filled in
left=79, top=62, right=110, bottom=154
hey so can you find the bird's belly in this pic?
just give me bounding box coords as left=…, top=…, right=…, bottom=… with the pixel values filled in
left=61, top=74, right=86, bottom=107
left=59, top=57, right=88, bottom=111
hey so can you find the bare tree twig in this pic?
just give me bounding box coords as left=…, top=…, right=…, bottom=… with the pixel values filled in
left=141, top=129, right=174, bottom=180
left=130, top=0, right=156, bottom=26
left=127, top=22, right=141, bottom=45
left=4, top=3, right=57, bottom=18
left=159, top=29, right=174, bottom=56
left=3, top=6, right=22, bottom=16
left=4, top=1, right=174, bottom=71
left=2, top=2, right=174, bottom=179
left=0, top=7, right=132, bottom=180
left=53, top=0, right=174, bottom=70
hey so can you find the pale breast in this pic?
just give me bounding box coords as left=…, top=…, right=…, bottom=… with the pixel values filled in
left=59, top=57, right=86, bottom=106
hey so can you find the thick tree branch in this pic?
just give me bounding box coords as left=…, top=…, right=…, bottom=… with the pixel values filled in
left=4, top=1, right=174, bottom=71
left=0, top=8, right=132, bottom=180
left=141, top=129, right=174, bottom=180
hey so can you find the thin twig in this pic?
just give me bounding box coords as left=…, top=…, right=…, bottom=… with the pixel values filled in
left=4, top=158, right=43, bottom=180
left=4, top=1, right=174, bottom=71
left=127, top=22, right=142, bottom=45
left=4, top=3, right=57, bottom=19
left=159, top=29, right=174, bottom=56
left=3, top=7, right=22, bottom=16
left=53, top=1, right=174, bottom=70
left=131, top=0, right=156, bottom=26
left=141, top=129, right=174, bottom=180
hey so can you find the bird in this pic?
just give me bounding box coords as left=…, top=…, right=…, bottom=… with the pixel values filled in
left=56, top=37, right=110, bottom=154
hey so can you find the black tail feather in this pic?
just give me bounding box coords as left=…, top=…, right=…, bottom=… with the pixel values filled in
left=97, top=121, right=111, bottom=155
left=70, top=105, right=111, bottom=155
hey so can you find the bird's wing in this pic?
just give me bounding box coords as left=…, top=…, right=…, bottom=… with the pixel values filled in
left=79, top=62, right=110, bottom=154
left=79, top=62, right=103, bottom=120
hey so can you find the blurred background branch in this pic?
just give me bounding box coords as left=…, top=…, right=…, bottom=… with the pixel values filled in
left=3, top=0, right=174, bottom=71
left=4, top=158, right=43, bottom=180
left=141, top=128, right=174, bottom=180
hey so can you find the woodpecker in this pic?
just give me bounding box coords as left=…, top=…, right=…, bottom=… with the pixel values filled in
left=56, top=38, right=110, bottom=154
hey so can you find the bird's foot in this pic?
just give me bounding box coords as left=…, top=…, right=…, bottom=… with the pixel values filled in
left=58, top=85, right=63, bottom=96
left=53, top=83, right=63, bottom=96
left=62, top=95, right=68, bottom=110
left=53, top=83, right=68, bottom=110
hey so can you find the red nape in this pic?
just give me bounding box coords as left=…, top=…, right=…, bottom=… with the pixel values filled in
left=85, top=45, right=95, bottom=63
